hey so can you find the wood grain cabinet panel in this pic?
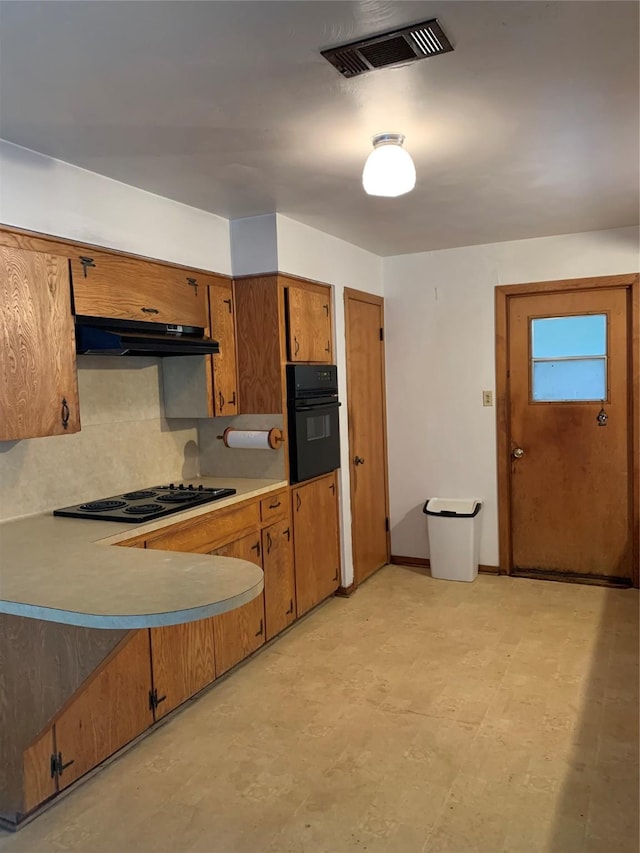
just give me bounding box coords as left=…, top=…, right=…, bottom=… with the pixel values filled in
left=292, top=473, right=340, bottom=617
left=209, top=280, right=239, bottom=416
left=149, top=620, right=216, bottom=719
left=210, top=534, right=266, bottom=676
left=145, top=502, right=259, bottom=554
left=53, top=632, right=153, bottom=791
left=0, top=246, right=80, bottom=440
left=263, top=518, right=296, bottom=640
left=22, top=728, right=56, bottom=815
left=70, top=250, right=207, bottom=328
left=286, top=284, right=333, bottom=363
left=260, top=489, right=289, bottom=524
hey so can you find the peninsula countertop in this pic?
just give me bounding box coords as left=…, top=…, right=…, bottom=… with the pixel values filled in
left=0, top=477, right=287, bottom=629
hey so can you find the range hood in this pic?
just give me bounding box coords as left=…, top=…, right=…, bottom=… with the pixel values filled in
left=74, top=316, right=219, bottom=357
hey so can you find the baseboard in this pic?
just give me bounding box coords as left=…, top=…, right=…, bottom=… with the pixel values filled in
left=335, top=582, right=357, bottom=597
left=390, top=555, right=501, bottom=575
left=512, top=568, right=632, bottom=588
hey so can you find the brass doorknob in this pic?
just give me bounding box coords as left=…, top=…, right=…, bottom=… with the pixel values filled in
left=353, top=456, right=365, bottom=465
left=512, top=447, right=525, bottom=459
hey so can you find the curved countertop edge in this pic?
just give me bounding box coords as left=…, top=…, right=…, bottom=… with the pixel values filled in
left=0, top=572, right=264, bottom=629
left=0, top=477, right=285, bottom=629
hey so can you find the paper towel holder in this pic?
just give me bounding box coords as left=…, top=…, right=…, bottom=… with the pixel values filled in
left=217, top=427, right=284, bottom=449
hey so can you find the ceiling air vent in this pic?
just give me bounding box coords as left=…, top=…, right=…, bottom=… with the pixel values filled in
left=321, top=19, right=453, bottom=79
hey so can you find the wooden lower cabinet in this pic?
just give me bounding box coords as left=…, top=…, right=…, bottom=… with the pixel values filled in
left=22, top=728, right=56, bottom=814
left=53, top=631, right=153, bottom=791
left=149, top=619, right=216, bottom=719
left=210, top=533, right=266, bottom=676
left=263, top=518, right=296, bottom=639
left=292, top=473, right=340, bottom=617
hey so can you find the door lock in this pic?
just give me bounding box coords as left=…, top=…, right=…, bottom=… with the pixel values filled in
left=512, top=447, right=525, bottom=459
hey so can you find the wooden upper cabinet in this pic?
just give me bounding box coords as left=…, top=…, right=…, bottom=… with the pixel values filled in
left=292, top=472, right=340, bottom=617
left=53, top=631, right=153, bottom=791
left=69, top=249, right=207, bottom=328
left=234, top=276, right=285, bottom=414
left=0, top=246, right=80, bottom=441
left=209, top=281, right=238, bottom=416
left=286, top=283, right=333, bottom=363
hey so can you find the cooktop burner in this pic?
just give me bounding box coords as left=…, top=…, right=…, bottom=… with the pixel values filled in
left=53, top=484, right=237, bottom=523
left=80, top=500, right=127, bottom=512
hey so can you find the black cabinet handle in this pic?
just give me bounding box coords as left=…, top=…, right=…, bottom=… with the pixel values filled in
left=229, top=391, right=236, bottom=407
left=251, top=540, right=261, bottom=558
left=218, top=390, right=225, bottom=411
left=286, top=598, right=294, bottom=615
left=333, top=568, right=339, bottom=582
left=266, top=531, right=272, bottom=555
left=268, top=500, right=281, bottom=510
left=141, top=307, right=160, bottom=315
left=186, top=277, right=198, bottom=295
left=330, top=483, right=336, bottom=495
left=255, top=618, right=264, bottom=637
left=296, top=494, right=301, bottom=512
left=325, top=340, right=330, bottom=353
left=79, top=256, right=95, bottom=277
left=323, top=303, right=329, bottom=316
left=294, top=336, right=300, bottom=356
left=223, top=297, right=233, bottom=314
left=51, top=752, right=75, bottom=778
left=283, top=527, right=290, bottom=541
left=61, top=398, right=70, bottom=430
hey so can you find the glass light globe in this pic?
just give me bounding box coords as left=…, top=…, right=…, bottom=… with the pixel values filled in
left=362, top=134, right=416, bottom=197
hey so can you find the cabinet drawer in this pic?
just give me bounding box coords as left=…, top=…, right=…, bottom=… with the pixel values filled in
left=260, top=490, right=289, bottom=524
left=70, top=250, right=207, bottom=328
left=146, top=501, right=259, bottom=554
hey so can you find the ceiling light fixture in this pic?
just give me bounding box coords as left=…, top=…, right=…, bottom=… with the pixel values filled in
left=362, top=133, right=416, bottom=197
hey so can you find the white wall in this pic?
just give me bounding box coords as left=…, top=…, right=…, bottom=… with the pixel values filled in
left=383, top=226, right=640, bottom=567
left=0, top=140, right=231, bottom=272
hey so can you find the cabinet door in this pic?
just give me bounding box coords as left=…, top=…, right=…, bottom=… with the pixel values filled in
left=0, top=247, right=80, bottom=440
left=263, top=519, right=296, bottom=640
left=54, top=631, right=153, bottom=790
left=210, top=534, right=265, bottom=676
left=22, top=727, right=56, bottom=814
left=287, top=285, right=332, bottom=363
left=209, top=281, right=239, bottom=416
left=70, top=250, right=206, bottom=328
left=292, top=474, right=340, bottom=616
left=149, top=619, right=216, bottom=719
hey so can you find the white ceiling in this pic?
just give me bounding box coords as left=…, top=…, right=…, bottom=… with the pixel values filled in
left=0, top=1, right=638, bottom=256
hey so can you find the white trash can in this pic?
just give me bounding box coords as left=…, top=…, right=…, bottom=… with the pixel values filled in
left=423, top=498, right=482, bottom=582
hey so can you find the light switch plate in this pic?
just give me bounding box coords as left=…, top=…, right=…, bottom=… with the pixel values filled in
left=482, top=390, right=493, bottom=407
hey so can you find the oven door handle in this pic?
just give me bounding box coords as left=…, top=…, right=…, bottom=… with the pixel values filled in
left=295, top=402, right=341, bottom=412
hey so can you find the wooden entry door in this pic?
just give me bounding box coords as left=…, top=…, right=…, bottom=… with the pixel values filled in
left=497, top=275, right=639, bottom=584
left=345, top=289, right=390, bottom=585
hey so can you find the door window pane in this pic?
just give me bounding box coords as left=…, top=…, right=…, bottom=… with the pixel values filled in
left=532, top=315, right=606, bottom=358
left=532, top=359, right=606, bottom=402
left=530, top=313, right=608, bottom=402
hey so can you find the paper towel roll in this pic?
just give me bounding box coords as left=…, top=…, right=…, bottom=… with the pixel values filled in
left=219, top=427, right=283, bottom=450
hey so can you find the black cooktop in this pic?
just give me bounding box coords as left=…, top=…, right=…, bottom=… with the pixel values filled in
left=53, top=484, right=237, bottom=523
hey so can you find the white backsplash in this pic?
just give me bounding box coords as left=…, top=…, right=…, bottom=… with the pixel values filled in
left=0, top=357, right=199, bottom=522
left=198, top=414, right=286, bottom=480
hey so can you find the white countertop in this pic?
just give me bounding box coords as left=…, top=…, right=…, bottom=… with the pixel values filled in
left=0, top=477, right=287, bottom=629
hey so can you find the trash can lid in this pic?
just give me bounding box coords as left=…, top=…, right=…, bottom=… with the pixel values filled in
left=423, top=498, right=482, bottom=517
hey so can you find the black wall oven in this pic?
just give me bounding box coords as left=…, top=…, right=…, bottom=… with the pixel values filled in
left=286, top=364, right=341, bottom=484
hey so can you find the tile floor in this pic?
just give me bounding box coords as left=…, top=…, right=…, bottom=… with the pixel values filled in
left=0, top=566, right=638, bottom=853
